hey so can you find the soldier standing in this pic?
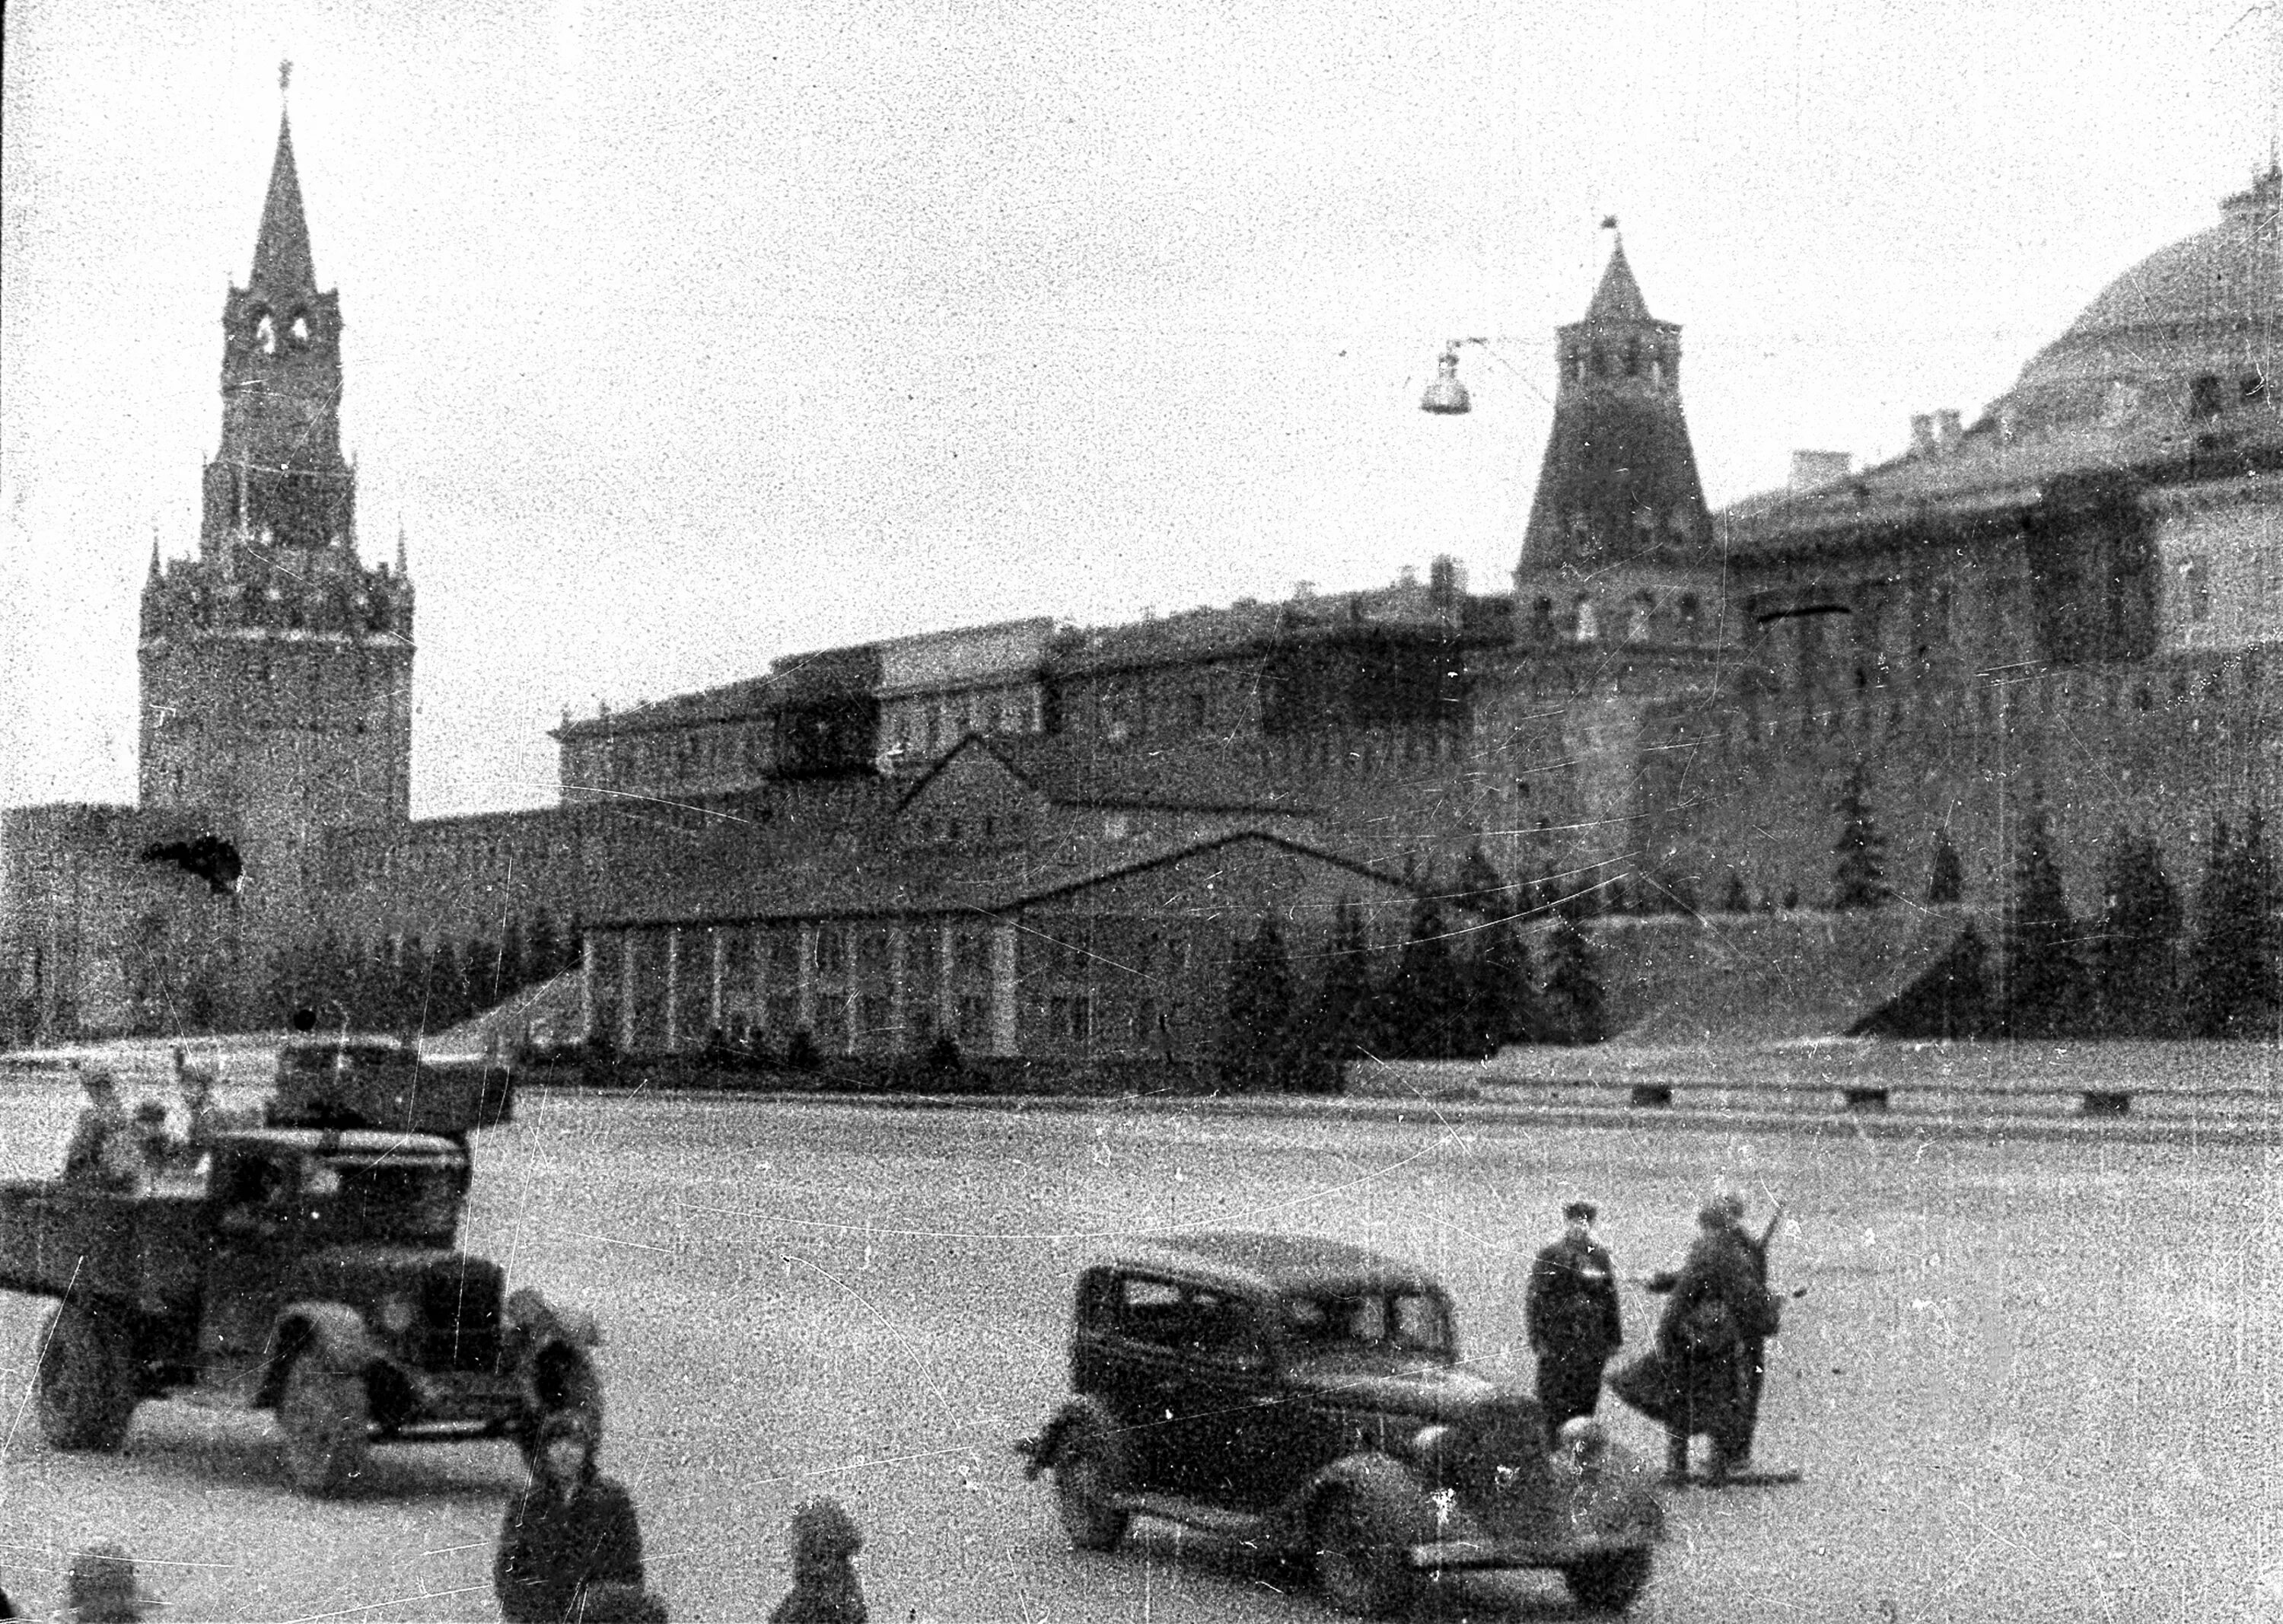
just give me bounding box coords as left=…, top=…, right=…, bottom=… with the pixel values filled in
left=1525, top=1199, right=1623, bottom=1433
left=495, top=1409, right=647, bottom=1623
left=1646, top=1199, right=1763, bottom=1485
left=1719, top=1191, right=1782, bottom=1465
left=61, top=1069, right=136, bottom=1189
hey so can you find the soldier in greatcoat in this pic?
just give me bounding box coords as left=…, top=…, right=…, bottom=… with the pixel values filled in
left=495, top=1409, right=647, bottom=1623
left=1645, top=1199, right=1763, bottom=1485
left=1525, top=1199, right=1625, bottom=1434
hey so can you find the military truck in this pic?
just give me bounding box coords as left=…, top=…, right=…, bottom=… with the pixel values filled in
left=0, top=1035, right=596, bottom=1495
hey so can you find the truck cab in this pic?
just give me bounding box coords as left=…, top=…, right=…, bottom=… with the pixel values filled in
left=1, top=1039, right=592, bottom=1496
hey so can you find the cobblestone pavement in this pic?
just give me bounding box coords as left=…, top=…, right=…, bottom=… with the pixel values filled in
left=1, top=1085, right=2275, bottom=1621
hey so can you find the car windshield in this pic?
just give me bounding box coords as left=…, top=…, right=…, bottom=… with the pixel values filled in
left=259, top=1151, right=463, bottom=1251
left=1280, top=1287, right=1454, bottom=1360
left=281, top=1043, right=415, bottom=1078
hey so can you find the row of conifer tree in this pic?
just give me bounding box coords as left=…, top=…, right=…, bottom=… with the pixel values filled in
left=266, top=908, right=582, bottom=1035
left=1212, top=892, right=1610, bottom=1091
left=1839, top=775, right=2280, bottom=1040
left=264, top=772, right=2278, bottom=1052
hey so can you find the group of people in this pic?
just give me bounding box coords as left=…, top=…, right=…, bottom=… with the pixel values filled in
left=495, top=1410, right=869, bottom=1622
left=0, top=1544, right=163, bottom=1622
left=58, top=1053, right=231, bottom=1192
left=1525, top=1190, right=1783, bottom=1485
left=4, top=1431, right=864, bottom=1624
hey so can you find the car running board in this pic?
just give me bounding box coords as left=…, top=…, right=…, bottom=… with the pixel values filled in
left=1679, top=1468, right=1804, bottom=1488
left=1115, top=1492, right=1274, bottom=1539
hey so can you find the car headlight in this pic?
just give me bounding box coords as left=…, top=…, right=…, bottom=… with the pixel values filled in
left=377, top=1294, right=418, bottom=1335
left=1409, top=1424, right=1454, bottom=1468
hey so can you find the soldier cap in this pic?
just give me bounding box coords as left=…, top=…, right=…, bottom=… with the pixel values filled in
left=1562, top=1199, right=1597, bottom=1221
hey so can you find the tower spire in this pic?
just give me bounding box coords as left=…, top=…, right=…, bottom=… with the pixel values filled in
left=1517, top=228, right=1714, bottom=580
left=250, top=68, right=316, bottom=292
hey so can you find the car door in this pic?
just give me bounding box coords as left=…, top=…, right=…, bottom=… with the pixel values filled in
left=1167, top=1286, right=1282, bottom=1508
left=1098, top=1273, right=1192, bottom=1492
left=196, top=1146, right=299, bottom=1388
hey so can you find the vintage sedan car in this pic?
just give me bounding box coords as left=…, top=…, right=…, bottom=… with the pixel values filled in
left=1017, top=1231, right=1664, bottom=1616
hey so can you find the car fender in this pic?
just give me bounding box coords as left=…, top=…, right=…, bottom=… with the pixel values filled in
left=1561, top=1446, right=1667, bottom=1546
left=1305, top=1450, right=1443, bottom=1544
left=504, top=1286, right=603, bottom=1350
left=1015, top=1393, right=1122, bottom=1482
left=259, top=1302, right=384, bottom=1406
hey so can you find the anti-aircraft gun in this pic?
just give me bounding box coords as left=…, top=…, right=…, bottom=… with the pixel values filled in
left=0, top=1034, right=600, bottom=1495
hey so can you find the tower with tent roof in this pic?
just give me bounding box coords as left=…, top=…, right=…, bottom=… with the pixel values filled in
left=139, top=81, right=414, bottom=852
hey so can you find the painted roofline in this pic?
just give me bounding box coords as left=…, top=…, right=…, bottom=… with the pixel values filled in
left=584, top=826, right=1417, bottom=932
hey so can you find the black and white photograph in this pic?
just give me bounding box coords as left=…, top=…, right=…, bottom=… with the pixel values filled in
left=2, top=1, right=2277, bottom=1618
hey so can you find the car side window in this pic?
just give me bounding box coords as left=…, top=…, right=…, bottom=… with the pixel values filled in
left=1184, top=1288, right=1267, bottom=1370
left=1116, top=1276, right=1187, bottom=1348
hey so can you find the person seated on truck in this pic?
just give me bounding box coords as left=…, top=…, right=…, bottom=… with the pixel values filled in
left=61, top=1068, right=139, bottom=1190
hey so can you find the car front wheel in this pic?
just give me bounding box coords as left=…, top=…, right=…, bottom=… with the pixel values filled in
left=279, top=1352, right=371, bottom=1496
left=1565, top=1547, right=1654, bottom=1614
left=1053, top=1419, right=1131, bottom=1552
left=36, top=1304, right=137, bottom=1451
left=1313, top=1485, right=1418, bottom=1617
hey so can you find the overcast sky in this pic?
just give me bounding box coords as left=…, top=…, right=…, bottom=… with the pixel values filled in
left=3, top=0, right=2276, bottom=817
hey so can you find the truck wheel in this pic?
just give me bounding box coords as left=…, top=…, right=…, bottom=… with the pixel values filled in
left=1564, top=1548, right=1654, bottom=1614
left=279, top=1352, right=371, bottom=1496
left=1052, top=1419, right=1131, bottom=1552
left=36, top=1304, right=137, bottom=1452
left=1312, top=1485, right=1418, bottom=1617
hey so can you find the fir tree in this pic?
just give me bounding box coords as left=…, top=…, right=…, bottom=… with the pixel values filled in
left=2092, top=827, right=2182, bottom=1036
left=458, top=936, right=496, bottom=1013
left=1454, top=842, right=1515, bottom=919
left=2189, top=809, right=2280, bottom=1038
left=392, top=936, right=431, bottom=1034
left=1831, top=762, right=1891, bottom=909
left=1999, top=793, right=2088, bottom=1038
left=1215, top=916, right=1294, bottom=1090
left=496, top=917, right=529, bottom=998
left=527, top=908, right=564, bottom=982
left=1382, top=892, right=1469, bottom=1059
left=1298, top=899, right=1374, bottom=1089
left=1926, top=830, right=1965, bottom=905
left=1466, top=916, right=1538, bottom=1052
left=430, top=938, right=472, bottom=1029
left=1540, top=917, right=1606, bottom=1045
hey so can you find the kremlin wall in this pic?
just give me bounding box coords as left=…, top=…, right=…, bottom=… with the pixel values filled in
left=3, top=107, right=2276, bottom=1057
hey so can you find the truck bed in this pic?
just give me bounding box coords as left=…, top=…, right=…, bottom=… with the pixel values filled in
left=0, top=1179, right=209, bottom=1316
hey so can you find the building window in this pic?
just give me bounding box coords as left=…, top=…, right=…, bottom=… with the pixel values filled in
left=2187, top=374, right=2224, bottom=420
left=1573, top=596, right=1598, bottom=642
left=1679, top=594, right=1702, bottom=638
left=1627, top=594, right=1654, bottom=642
left=2180, top=557, right=2211, bottom=623
left=1189, top=691, right=1208, bottom=728
left=2245, top=371, right=2269, bottom=405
